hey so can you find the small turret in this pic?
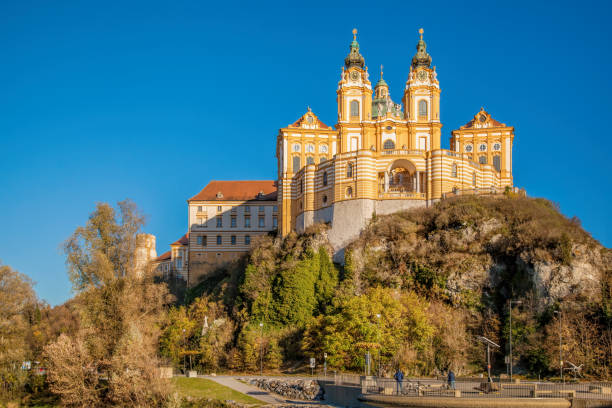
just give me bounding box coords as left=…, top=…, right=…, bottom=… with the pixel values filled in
left=375, top=64, right=389, bottom=98
left=372, top=65, right=402, bottom=119
left=411, top=28, right=432, bottom=70
left=344, top=28, right=365, bottom=69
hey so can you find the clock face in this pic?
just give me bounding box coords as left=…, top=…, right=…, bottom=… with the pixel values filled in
left=350, top=71, right=359, bottom=81
left=417, top=70, right=427, bottom=81
left=465, top=144, right=473, bottom=152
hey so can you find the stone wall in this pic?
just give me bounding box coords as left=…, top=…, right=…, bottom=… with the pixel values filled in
left=296, top=199, right=430, bottom=263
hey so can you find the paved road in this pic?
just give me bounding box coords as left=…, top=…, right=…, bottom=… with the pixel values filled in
left=206, top=375, right=324, bottom=405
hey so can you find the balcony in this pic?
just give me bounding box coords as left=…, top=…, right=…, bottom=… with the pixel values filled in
left=378, top=190, right=426, bottom=199
left=381, top=149, right=425, bottom=156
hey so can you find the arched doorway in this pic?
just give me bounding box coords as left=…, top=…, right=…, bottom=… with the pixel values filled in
left=379, top=159, right=423, bottom=195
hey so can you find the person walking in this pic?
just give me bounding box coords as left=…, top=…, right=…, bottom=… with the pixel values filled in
left=394, top=367, right=404, bottom=395
left=447, top=369, right=456, bottom=390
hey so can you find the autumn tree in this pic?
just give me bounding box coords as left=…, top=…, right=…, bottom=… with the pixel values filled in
left=44, top=200, right=172, bottom=407
left=0, top=264, right=37, bottom=401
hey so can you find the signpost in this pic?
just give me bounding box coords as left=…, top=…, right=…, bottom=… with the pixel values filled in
left=310, top=357, right=316, bottom=376
left=323, top=353, right=327, bottom=378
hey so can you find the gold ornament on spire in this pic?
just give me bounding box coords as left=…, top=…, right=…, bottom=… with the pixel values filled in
left=352, top=28, right=357, bottom=40
left=419, top=28, right=424, bottom=40
left=380, top=64, right=384, bottom=78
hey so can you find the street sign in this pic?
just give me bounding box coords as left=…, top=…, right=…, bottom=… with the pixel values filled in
left=309, top=358, right=316, bottom=368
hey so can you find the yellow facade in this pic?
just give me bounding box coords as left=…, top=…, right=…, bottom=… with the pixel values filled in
left=276, top=29, right=515, bottom=238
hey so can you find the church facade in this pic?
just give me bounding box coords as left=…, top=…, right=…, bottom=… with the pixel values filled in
left=154, top=29, right=517, bottom=284
left=276, top=29, right=515, bottom=260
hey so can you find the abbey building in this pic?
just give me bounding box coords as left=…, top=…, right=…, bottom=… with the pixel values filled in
left=154, top=29, right=516, bottom=285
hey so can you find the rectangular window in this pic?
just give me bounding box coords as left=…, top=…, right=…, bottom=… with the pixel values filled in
left=197, top=206, right=203, bottom=212
left=419, top=137, right=426, bottom=150
left=273, top=205, right=278, bottom=212
left=273, top=216, right=278, bottom=228
left=293, top=156, right=301, bottom=173
left=216, top=216, right=222, bottom=228
left=231, top=216, right=236, bottom=228
left=216, top=235, right=222, bottom=245
left=231, top=235, right=236, bottom=245
left=245, top=216, right=251, bottom=228
left=176, top=259, right=182, bottom=269
left=217, top=206, right=222, bottom=212
left=259, top=216, right=265, bottom=228
left=245, top=235, right=251, bottom=245
left=245, top=206, right=250, bottom=213
left=259, top=205, right=265, bottom=213
left=197, top=235, right=207, bottom=246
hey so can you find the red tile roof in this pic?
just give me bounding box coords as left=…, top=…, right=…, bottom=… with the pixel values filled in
left=154, top=250, right=171, bottom=262
left=171, top=233, right=189, bottom=246
left=188, top=180, right=277, bottom=202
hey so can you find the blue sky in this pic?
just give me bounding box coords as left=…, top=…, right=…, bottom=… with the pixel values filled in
left=1, top=0, right=610, bottom=306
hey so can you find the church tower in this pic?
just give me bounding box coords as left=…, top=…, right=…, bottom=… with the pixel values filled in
left=403, top=29, right=442, bottom=151
left=337, top=29, right=373, bottom=153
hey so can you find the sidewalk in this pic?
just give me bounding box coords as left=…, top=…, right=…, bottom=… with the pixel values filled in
left=206, top=376, right=286, bottom=404
left=206, top=376, right=325, bottom=405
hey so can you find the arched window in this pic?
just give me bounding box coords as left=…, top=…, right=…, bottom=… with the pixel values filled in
left=383, top=139, right=395, bottom=150
left=418, top=100, right=428, bottom=117
left=347, top=162, right=353, bottom=178
left=293, top=156, right=300, bottom=172
left=451, top=163, right=457, bottom=178
left=323, top=171, right=328, bottom=186
left=472, top=172, right=476, bottom=187
left=346, top=187, right=353, bottom=198
left=493, top=155, right=501, bottom=172
left=323, top=195, right=328, bottom=204
left=350, top=100, right=359, bottom=117
left=479, top=155, right=487, bottom=164
left=306, top=156, right=315, bottom=165
left=319, top=156, right=327, bottom=163
left=300, top=179, right=303, bottom=194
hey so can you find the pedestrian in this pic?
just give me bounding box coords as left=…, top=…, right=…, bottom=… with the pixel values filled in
left=394, top=367, right=404, bottom=395
left=447, top=369, right=456, bottom=390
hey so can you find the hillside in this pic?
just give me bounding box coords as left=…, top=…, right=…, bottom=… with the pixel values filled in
left=163, top=195, right=611, bottom=379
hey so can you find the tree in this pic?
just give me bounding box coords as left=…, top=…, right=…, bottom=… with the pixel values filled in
left=44, top=200, right=171, bottom=407
left=0, top=264, right=37, bottom=401
left=303, top=287, right=433, bottom=373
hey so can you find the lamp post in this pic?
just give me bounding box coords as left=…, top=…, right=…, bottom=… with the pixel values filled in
left=554, top=311, right=563, bottom=383
left=509, top=300, right=522, bottom=381
left=376, top=313, right=381, bottom=378
left=259, top=322, right=264, bottom=377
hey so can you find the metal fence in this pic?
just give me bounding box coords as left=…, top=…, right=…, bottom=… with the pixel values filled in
left=362, top=377, right=612, bottom=400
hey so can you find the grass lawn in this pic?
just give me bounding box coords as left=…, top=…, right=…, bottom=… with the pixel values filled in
left=172, top=377, right=264, bottom=405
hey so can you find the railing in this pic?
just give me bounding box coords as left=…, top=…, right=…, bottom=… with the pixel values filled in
left=362, top=377, right=612, bottom=400
left=443, top=187, right=514, bottom=199
left=381, top=149, right=425, bottom=156
left=334, top=372, right=361, bottom=386
left=378, top=191, right=426, bottom=199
